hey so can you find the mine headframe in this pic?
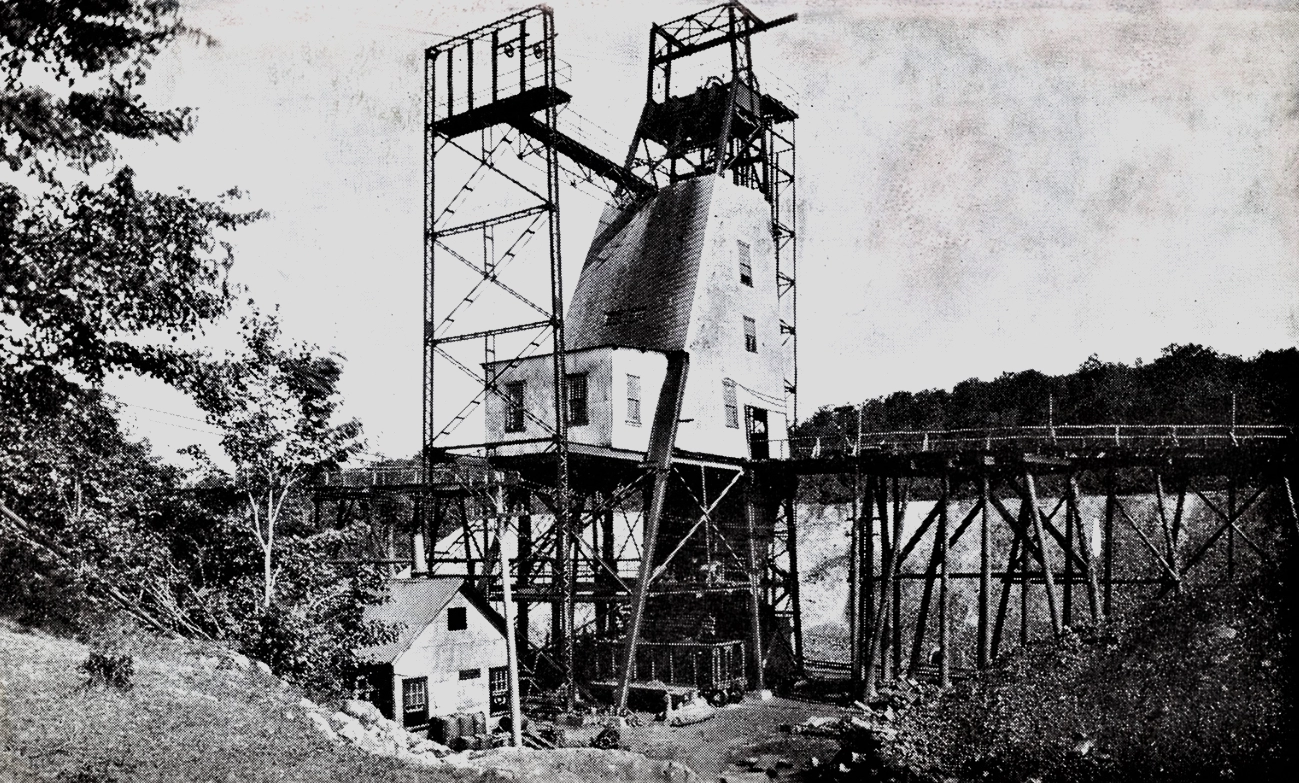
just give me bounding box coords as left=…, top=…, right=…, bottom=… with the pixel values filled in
left=626, top=2, right=798, bottom=197
left=625, top=1, right=801, bottom=418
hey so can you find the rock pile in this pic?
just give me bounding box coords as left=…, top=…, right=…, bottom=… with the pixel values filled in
left=789, top=680, right=936, bottom=782
left=299, top=697, right=453, bottom=766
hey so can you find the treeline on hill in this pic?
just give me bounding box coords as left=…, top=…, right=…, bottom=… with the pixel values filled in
left=795, top=344, right=1299, bottom=440
left=0, top=1, right=390, bottom=698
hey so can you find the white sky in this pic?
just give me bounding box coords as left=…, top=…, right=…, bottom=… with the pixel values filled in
left=107, top=0, right=1299, bottom=464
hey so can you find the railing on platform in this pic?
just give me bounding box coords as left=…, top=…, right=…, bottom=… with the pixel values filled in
left=316, top=460, right=498, bottom=488
left=589, top=638, right=745, bottom=693
left=777, top=424, right=1291, bottom=460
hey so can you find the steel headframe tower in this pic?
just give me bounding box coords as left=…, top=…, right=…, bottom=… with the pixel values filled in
left=421, top=2, right=802, bottom=709
left=423, top=6, right=576, bottom=690
left=627, top=1, right=799, bottom=420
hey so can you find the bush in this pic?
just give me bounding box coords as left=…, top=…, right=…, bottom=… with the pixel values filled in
left=81, top=650, right=135, bottom=691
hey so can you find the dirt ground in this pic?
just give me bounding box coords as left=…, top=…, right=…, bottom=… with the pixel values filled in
left=558, top=696, right=849, bottom=781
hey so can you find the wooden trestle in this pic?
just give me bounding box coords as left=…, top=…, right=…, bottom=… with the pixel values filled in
left=779, top=424, right=1295, bottom=698
left=313, top=424, right=1295, bottom=702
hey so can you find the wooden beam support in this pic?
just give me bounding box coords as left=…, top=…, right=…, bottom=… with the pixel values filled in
left=978, top=474, right=992, bottom=669
left=1068, top=474, right=1102, bottom=623
left=937, top=472, right=951, bottom=688
left=991, top=530, right=1022, bottom=660
left=1113, top=497, right=1180, bottom=588
left=1024, top=472, right=1063, bottom=637
left=848, top=470, right=862, bottom=689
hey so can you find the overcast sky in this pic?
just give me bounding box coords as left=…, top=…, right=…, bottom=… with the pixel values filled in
left=109, top=0, right=1299, bottom=464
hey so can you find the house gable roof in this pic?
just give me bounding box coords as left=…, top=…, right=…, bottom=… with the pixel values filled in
left=360, top=577, right=506, bottom=664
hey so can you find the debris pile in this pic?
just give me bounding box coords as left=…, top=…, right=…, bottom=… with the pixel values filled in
left=666, top=695, right=716, bottom=726
left=303, top=698, right=453, bottom=766
left=779, top=679, right=937, bottom=782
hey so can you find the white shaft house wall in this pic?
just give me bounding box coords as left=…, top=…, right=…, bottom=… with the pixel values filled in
left=483, top=176, right=788, bottom=461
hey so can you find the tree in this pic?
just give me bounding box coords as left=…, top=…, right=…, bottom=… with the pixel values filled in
left=0, top=0, right=261, bottom=640
left=190, top=308, right=364, bottom=608
left=1, top=1, right=260, bottom=404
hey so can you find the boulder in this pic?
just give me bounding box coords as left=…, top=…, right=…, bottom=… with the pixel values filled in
left=412, top=739, right=452, bottom=757
left=308, top=712, right=337, bottom=741
left=1211, top=625, right=1238, bottom=642
left=344, top=698, right=384, bottom=726
left=335, top=719, right=373, bottom=749
left=329, top=711, right=361, bottom=733
left=668, top=700, right=715, bottom=727
left=253, top=660, right=272, bottom=677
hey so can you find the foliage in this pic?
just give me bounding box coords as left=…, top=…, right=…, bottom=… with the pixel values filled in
left=81, top=649, right=134, bottom=691
left=1, top=0, right=261, bottom=403
left=1, top=0, right=258, bottom=627
left=794, top=344, right=1299, bottom=443
left=189, top=307, right=364, bottom=608
left=233, top=548, right=397, bottom=698
left=0, top=2, right=386, bottom=700
left=0, top=380, right=204, bottom=633
left=876, top=575, right=1294, bottom=782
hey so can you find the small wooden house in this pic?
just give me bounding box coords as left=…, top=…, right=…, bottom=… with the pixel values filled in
left=356, top=577, right=509, bottom=732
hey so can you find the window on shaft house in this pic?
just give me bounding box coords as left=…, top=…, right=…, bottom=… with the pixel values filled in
left=723, top=379, right=739, bottom=428
left=626, top=374, right=641, bottom=425
left=743, top=316, right=757, bottom=353
left=447, top=607, right=467, bottom=631
left=738, top=241, right=753, bottom=287
left=566, top=373, right=588, bottom=426
left=504, top=381, right=525, bottom=432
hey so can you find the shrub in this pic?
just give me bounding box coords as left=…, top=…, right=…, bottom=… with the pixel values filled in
left=81, top=650, right=135, bottom=691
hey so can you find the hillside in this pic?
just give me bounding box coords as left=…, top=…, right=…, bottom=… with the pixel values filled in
left=827, top=572, right=1294, bottom=782
left=0, top=620, right=695, bottom=783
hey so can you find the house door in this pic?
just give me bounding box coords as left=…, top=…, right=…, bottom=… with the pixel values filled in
left=401, top=676, right=429, bottom=729
left=488, top=666, right=509, bottom=716
left=746, top=406, right=769, bottom=460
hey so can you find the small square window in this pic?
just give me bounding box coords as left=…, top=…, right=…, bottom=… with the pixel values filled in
left=504, top=381, right=526, bottom=433
left=723, top=379, right=739, bottom=429
left=566, top=373, right=588, bottom=426
left=626, top=374, right=641, bottom=425
left=737, top=241, right=752, bottom=287
left=447, top=606, right=467, bottom=631
left=743, top=316, right=757, bottom=353
left=458, top=668, right=481, bottom=680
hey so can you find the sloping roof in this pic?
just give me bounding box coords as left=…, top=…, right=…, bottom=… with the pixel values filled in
left=565, top=176, right=714, bottom=352
left=360, top=577, right=505, bottom=664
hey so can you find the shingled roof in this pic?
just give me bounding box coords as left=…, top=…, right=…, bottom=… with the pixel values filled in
left=360, top=577, right=506, bottom=663
left=565, top=176, right=713, bottom=352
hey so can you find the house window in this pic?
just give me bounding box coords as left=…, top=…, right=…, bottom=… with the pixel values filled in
left=353, top=675, right=377, bottom=703
left=488, top=666, right=509, bottom=716
left=458, top=668, right=481, bottom=680
left=723, top=379, right=739, bottom=429
left=737, top=241, right=752, bottom=287
left=504, top=381, right=525, bottom=432
left=566, top=373, right=588, bottom=426
left=626, top=374, right=641, bottom=425
left=402, top=678, right=428, bottom=712
left=447, top=606, right=467, bottom=631
left=743, top=316, right=757, bottom=353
